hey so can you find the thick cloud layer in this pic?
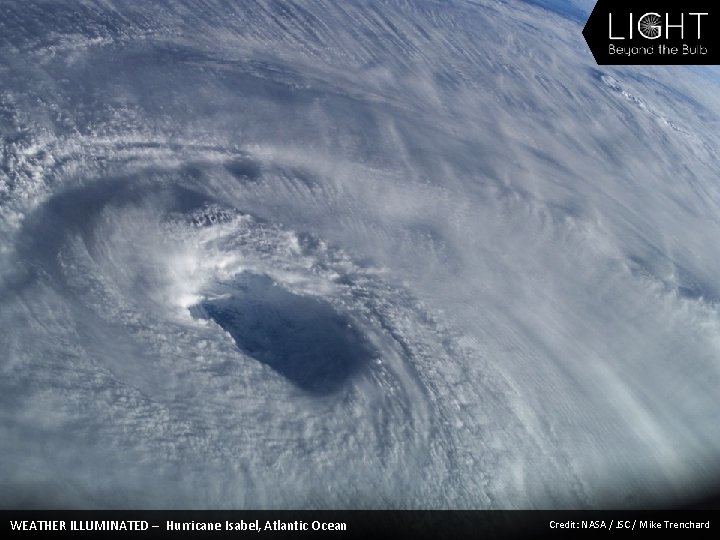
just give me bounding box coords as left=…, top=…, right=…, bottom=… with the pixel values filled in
left=1, top=1, right=719, bottom=508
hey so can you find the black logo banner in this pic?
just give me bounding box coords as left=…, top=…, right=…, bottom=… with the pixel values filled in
left=583, top=1, right=720, bottom=64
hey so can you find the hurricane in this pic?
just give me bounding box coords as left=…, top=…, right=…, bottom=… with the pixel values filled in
left=1, top=0, right=719, bottom=509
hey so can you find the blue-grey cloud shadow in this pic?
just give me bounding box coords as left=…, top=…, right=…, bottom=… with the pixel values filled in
left=194, top=273, right=375, bottom=395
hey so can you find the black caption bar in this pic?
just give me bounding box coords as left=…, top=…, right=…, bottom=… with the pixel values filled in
left=2, top=511, right=719, bottom=539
